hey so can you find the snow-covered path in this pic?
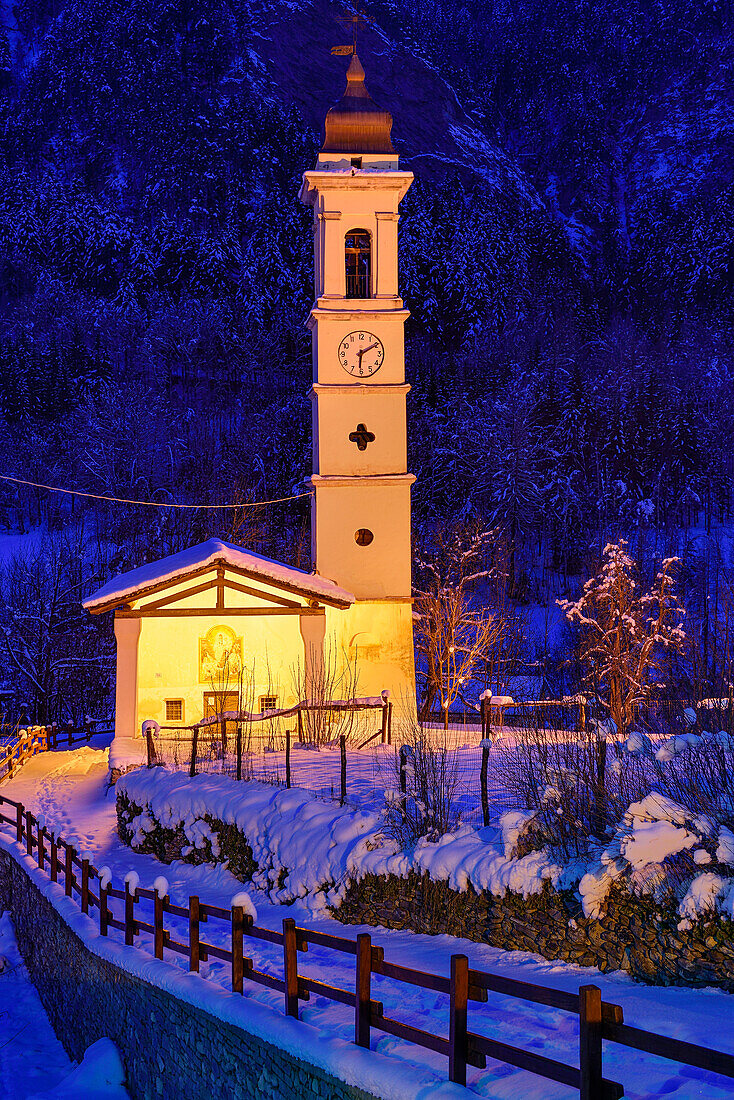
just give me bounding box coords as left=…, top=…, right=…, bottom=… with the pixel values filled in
left=0, top=912, right=74, bottom=1098
left=3, top=748, right=734, bottom=1099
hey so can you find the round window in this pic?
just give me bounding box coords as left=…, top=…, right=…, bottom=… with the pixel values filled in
left=355, top=528, right=374, bottom=546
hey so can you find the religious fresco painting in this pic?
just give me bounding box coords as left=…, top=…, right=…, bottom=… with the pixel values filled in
left=198, top=625, right=244, bottom=684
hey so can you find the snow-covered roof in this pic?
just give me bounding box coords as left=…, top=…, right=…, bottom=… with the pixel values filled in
left=83, top=538, right=355, bottom=612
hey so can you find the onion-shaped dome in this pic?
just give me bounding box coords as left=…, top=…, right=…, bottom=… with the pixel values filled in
left=321, top=53, right=395, bottom=154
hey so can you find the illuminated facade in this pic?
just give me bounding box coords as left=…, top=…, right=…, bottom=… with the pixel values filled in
left=85, top=52, right=416, bottom=750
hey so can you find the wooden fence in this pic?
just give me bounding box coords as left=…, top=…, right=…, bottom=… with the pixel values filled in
left=146, top=696, right=393, bottom=796
left=2, top=792, right=733, bottom=1097
left=0, top=722, right=114, bottom=782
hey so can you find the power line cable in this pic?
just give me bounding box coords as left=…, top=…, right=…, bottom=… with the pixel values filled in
left=0, top=475, right=312, bottom=510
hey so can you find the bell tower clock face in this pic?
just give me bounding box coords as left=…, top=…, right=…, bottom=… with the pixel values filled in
left=338, top=331, right=384, bottom=377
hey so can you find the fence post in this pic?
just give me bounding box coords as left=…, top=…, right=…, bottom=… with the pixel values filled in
left=399, top=746, right=408, bottom=795
left=37, top=823, right=44, bottom=871
left=340, top=735, right=347, bottom=805
left=189, top=726, right=198, bottom=778
left=189, top=896, right=200, bottom=972
left=297, top=705, right=304, bottom=744
left=387, top=702, right=393, bottom=745
left=65, top=844, right=74, bottom=898
left=146, top=727, right=155, bottom=767
left=124, top=882, right=135, bottom=945
left=67, top=721, right=73, bottom=747
left=81, top=858, right=90, bottom=913
left=380, top=703, right=388, bottom=745
left=579, top=984, right=603, bottom=1100
left=480, top=742, right=490, bottom=828
left=235, top=723, right=243, bottom=781
left=25, top=811, right=33, bottom=857
left=283, top=917, right=299, bottom=1017
left=50, top=834, right=58, bottom=882
left=231, top=904, right=244, bottom=993
left=449, top=954, right=469, bottom=1086
left=355, top=932, right=372, bottom=1048
left=99, top=882, right=109, bottom=935
left=480, top=697, right=487, bottom=739
left=154, top=889, right=165, bottom=959
left=285, top=725, right=292, bottom=789
left=16, top=803, right=23, bottom=843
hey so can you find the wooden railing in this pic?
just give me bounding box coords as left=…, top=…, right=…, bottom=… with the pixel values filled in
left=2, top=793, right=734, bottom=1096
left=145, top=695, right=393, bottom=789
left=0, top=722, right=114, bottom=781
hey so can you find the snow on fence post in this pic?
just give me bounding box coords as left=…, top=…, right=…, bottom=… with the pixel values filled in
left=189, top=896, right=201, bottom=972
left=449, top=954, right=469, bottom=1086
left=285, top=724, right=292, bottom=789
left=189, top=726, right=198, bottom=778
left=81, top=857, right=90, bottom=914
left=480, top=741, right=490, bottom=827
left=355, top=932, right=372, bottom=1048
left=282, top=917, right=299, bottom=1017
left=579, top=984, right=603, bottom=1100
left=340, top=735, right=347, bottom=805
left=64, top=844, right=74, bottom=898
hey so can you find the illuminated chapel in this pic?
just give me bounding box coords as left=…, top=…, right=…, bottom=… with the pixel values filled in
left=84, top=53, right=416, bottom=753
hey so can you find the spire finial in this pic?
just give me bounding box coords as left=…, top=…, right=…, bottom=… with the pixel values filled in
left=330, top=7, right=372, bottom=59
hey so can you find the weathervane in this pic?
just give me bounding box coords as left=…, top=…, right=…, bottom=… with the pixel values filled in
left=331, top=7, right=372, bottom=56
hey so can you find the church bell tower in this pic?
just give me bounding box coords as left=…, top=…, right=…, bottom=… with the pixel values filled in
left=299, top=51, right=416, bottom=705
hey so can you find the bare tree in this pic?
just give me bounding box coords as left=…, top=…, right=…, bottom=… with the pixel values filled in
left=414, top=522, right=513, bottom=726
left=558, top=541, right=687, bottom=737
left=290, top=636, right=363, bottom=746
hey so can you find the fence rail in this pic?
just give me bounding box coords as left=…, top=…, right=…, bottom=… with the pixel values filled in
left=144, top=696, right=393, bottom=798
left=2, top=792, right=734, bottom=1096
left=0, top=722, right=114, bottom=782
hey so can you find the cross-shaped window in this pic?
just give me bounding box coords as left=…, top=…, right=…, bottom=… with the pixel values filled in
left=349, top=423, right=375, bottom=451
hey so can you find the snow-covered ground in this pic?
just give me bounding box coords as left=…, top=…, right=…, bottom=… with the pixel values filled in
left=3, top=747, right=734, bottom=1099
left=143, top=731, right=515, bottom=825
left=0, top=912, right=128, bottom=1099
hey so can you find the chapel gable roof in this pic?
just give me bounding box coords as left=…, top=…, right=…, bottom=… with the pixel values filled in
left=83, top=538, right=355, bottom=613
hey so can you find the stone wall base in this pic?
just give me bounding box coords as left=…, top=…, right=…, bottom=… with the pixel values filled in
left=333, top=872, right=734, bottom=991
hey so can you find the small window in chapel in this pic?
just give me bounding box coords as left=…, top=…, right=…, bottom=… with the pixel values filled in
left=260, top=695, right=278, bottom=713
left=345, top=230, right=371, bottom=299
left=165, top=699, right=184, bottom=722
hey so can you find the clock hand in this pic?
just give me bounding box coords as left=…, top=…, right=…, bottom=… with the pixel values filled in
left=357, top=342, right=380, bottom=359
